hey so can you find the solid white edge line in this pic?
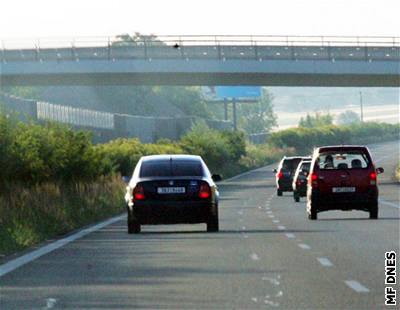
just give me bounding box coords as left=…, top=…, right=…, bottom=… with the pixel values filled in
left=379, top=199, right=400, bottom=209
left=0, top=214, right=126, bottom=278
left=317, top=257, right=333, bottom=267
left=219, top=164, right=276, bottom=183
left=345, top=280, right=370, bottom=293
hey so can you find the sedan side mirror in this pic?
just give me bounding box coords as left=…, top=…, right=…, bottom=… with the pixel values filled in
left=122, top=176, right=130, bottom=184
left=376, top=167, right=384, bottom=174
left=212, top=174, right=222, bottom=182
left=273, top=168, right=277, bottom=173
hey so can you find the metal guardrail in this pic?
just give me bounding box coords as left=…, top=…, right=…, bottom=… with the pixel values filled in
left=1, top=35, right=399, bottom=62
left=36, top=101, right=114, bottom=129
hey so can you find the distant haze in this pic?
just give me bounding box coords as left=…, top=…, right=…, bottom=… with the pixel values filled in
left=0, top=0, right=399, bottom=39
left=269, top=87, right=399, bottom=112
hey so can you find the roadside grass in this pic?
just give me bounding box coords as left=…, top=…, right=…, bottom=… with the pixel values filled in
left=396, top=165, right=400, bottom=182
left=0, top=176, right=124, bottom=256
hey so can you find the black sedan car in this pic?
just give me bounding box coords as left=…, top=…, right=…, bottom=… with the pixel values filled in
left=124, top=155, right=220, bottom=233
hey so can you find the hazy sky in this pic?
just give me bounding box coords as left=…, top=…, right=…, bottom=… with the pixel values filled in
left=0, top=0, right=399, bottom=40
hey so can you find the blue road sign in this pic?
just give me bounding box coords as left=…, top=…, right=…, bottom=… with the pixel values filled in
left=215, top=86, right=261, bottom=99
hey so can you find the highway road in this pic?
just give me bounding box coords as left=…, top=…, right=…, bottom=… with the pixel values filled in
left=0, top=140, right=399, bottom=309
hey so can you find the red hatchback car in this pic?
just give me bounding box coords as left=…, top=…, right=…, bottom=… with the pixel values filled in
left=307, top=145, right=384, bottom=220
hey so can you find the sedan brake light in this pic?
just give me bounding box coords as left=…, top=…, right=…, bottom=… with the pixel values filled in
left=199, top=183, right=211, bottom=199
left=133, top=184, right=145, bottom=201
left=277, top=171, right=283, bottom=179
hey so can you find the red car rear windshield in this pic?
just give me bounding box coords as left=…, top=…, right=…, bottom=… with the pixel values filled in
left=318, top=150, right=371, bottom=170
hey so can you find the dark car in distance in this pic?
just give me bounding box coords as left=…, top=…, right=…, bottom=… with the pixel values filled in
left=274, top=156, right=311, bottom=196
left=124, top=155, right=221, bottom=233
left=307, top=145, right=384, bottom=220
left=292, top=160, right=311, bottom=202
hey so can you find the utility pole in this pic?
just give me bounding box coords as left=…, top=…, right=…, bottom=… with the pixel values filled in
left=359, top=91, right=364, bottom=122
left=223, top=98, right=228, bottom=121
left=232, top=98, right=237, bottom=131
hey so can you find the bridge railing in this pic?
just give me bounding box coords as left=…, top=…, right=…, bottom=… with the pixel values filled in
left=1, top=35, right=399, bottom=62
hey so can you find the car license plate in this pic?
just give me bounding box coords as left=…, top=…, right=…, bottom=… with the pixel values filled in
left=157, top=187, right=186, bottom=194
left=332, top=187, right=355, bottom=193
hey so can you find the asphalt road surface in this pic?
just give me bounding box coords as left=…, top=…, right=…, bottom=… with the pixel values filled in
left=0, top=141, right=399, bottom=309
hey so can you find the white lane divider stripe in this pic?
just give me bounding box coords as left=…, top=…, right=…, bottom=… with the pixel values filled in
left=345, top=280, right=370, bottom=293
left=277, top=225, right=286, bottom=230
left=250, top=253, right=260, bottom=261
left=268, top=215, right=275, bottom=218
left=379, top=199, right=400, bottom=209
left=0, top=214, right=126, bottom=278
left=285, top=233, right=296, bottom=239
left=317, top=257, right=333, bottom=267
left=298, top=243, right=311, bottom=250
left=272, top=220, right=280, bottom=223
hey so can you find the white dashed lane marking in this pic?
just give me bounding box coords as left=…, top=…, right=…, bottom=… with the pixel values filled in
left=317, top=257, right=333, bottom=267
left=285, top=233, right=296, bottom=239
left=298, top=243, right=311, bottom=250
left=272, top=220, right=280, bottom=223
left=250, top=253, right=260, bottom=261
left=268, top=215, right=275, bottom=218
left=277, top=225, right=286, bottom=230
left=345, top=280, right=370, bottom=293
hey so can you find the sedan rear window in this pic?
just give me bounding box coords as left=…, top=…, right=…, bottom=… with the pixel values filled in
left=282, top=158, right=302, bottom=172
left=318, top=151, right=370, bottom=170
left=140, top=160, right=204, bottom=177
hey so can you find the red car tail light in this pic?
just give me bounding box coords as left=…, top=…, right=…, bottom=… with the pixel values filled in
left=199, top=183, right=211, bottom=199
left=370, top=171, right=377, bottom=185
left=133, top=184, right=145, bottom=201
left=310, top=172, right=318, bottom=188
left=277, top=171, right=283, bottom=179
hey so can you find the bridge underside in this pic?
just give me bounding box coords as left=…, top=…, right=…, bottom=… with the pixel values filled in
left=1, top=72, right=399, bottom=87
left=1, top=59, right=399, bottom=87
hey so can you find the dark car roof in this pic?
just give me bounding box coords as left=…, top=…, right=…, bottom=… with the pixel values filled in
left=316, top=145, right=369, bottom=152
left=283, top=156, right=311, bottom=160
left=141, top=154, right=202, bottom=162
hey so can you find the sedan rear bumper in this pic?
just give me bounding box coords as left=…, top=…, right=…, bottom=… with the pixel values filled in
left=130, top=200, right=213, bottom=225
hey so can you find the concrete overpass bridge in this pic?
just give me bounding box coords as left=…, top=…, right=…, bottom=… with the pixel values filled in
left=1, top=35, right=399, bottom=87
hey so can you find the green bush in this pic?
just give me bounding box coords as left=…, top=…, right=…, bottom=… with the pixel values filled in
left=268, top=122, right=399, bottom=154
left=180, top=122, right=246, bottom=174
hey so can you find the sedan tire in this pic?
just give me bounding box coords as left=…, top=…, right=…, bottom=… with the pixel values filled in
left=128, top=212, right=141, bottom=234
left=207, top=206, right=219, bottom=232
